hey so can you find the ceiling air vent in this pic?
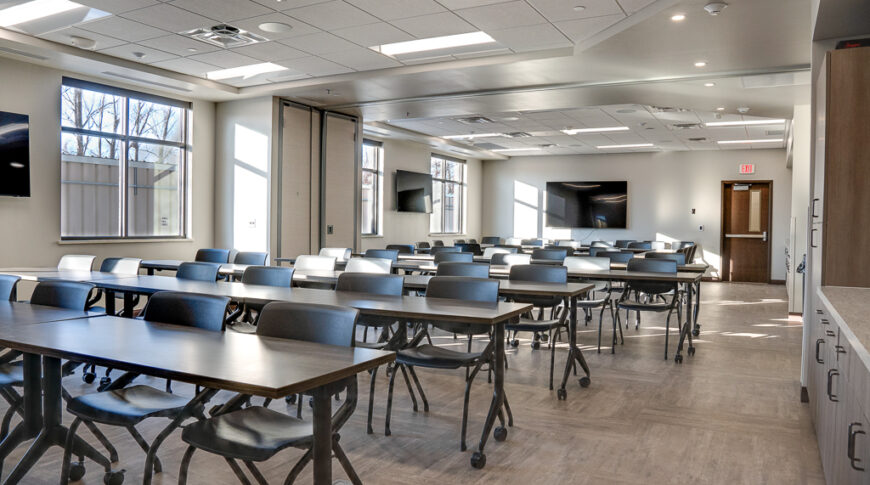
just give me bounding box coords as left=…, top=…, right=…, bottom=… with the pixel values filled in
left=455, top=116, right=493, bottom=125
left=648, top=106, right=690, bottom=113
left=181, top=24, right=267, bottom=48
left=505, top=131, right=532, bottom=138
left=688, top=137, right=708, bottom=142
left=671, top=123, right=702, bottom=130
left=473, top=142, right=506, bottom=150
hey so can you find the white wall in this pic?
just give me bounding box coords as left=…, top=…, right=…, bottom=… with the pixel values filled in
left=0, top=56, right=215, bottom=270
left=360, top=137, right=483, bottom=250
left=481, top=149, right=792, bottom=280
left=789, top=105, right=811, bottom=312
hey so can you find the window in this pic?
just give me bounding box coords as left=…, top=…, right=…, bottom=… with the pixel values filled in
left=360, top=140, right=383, bottom=235
left=430, top=154, right=466, bottom=234
left=60, top=78, right=190, bottom=239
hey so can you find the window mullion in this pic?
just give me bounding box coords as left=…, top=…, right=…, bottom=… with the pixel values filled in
left=120, top=96, right=130, bottom=238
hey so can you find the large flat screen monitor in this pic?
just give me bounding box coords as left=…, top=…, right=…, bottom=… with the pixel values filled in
left=396, top=170, right=433, bottom=213
left=0, top=111, right=30, bottom=197
left=545, top=181, right=627, bottom=228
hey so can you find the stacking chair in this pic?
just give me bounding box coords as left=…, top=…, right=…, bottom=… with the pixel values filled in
left=429, top=246, right=460, bottom=255
left=491, top=253, right=531, bottom=266
left=646, top=252, right=687, bottom=265
left=319, top=247, right=352, bottom=262
left=456, top=243, right=483, bottom=255
left=385, top=277, right=508, bottom=452
left=176, top=262, right=221, bottom=281
left=176, top=302, right=362, bottom=485
left=627, top=241, right=652, bottom=250
left=416, top=241, right=431, bottom=254
left=364, top=249, right=400, bottom=262
left=386, top=244, right=415, bottom=254
left=61, top=292, right=230, bottom=485
left=521, top=239, right=544, bottom=247
left=335, top=273, right=404, bottom=434
left=588, top=247, right=618, bottom=257
left=195, top=248, right=231, bottom=263
left=229, top=266, right=294, bottom=325
left=436, top=262, right=490, bottom=278
left=0, top=275, right=21, bottom=301
left=344, top=257, right=392, bottom=274
left=57, top=254, right=96, bottom=271
left=616, top=259, right=682, bottom=360
left=293, top=255, right=336, bottom=271
left=31, top=280, right=94, bottom=309
left=531, top=248, right=568, bottom=262
left=481, top=236, right=502, bottom=245
left=433, top=252, right=473, bottom=264
left=613, top=240, right=633, bottom=248
left=601, top=251, right=634, bottom=264
left=453, top=239, right=466, bottom=244
left=564, top=257, right=621, bottom=353
left=467, top=239, right=478, bottom=244
left=432, top=240, right=445, bottom=247
left=482, top=247, right=512, bottom=259
left=233, top=252, right=269, bottom=265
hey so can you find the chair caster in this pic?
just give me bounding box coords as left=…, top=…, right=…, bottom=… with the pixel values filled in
left=69, top=461, right=86, bottom=481
left=578, top=376, right=591, bottom=388
left=539, top=333, right=549, bottom=343
left=493, top=426, right=507, bottom=442
left=99, top=377, right=112, bottom=389
left=687, top=347, right=695, bottom=356
left=509, top=339, right=519, bottom=348
left=470, top=452, right=486, bottom=469
left=692, top=328, right=700, bottom=337
left=674, top=354, right=683, bottom=364
left=103, top=469, right=125, bottom=485
left=531, top=340, right=541, bottom=350
left=82, top=372, right=96, bottom=384
left=285, top=394, right=297, bottom=404
left=557, top=388, right=567, bottom=400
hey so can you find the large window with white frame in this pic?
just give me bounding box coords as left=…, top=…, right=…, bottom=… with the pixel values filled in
left=60, top=77, right=190, bottom=239
left=360, top=139, right=383, bottom=236
left=430, top=154, right=466, bottom=234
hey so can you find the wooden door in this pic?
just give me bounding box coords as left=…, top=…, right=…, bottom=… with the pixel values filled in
left=721, top=181, right=771, bottom=282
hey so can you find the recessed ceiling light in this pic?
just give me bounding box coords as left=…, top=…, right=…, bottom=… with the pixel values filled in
left=206, top=62, right=287, bottom=80
left=716, top=107, right=726, bottom=111
left=0, top=0, right=80, bottom=27
left=562, top=126, right=629, bottom=135
left=704, top=82, right=715, bottom=87
left=372, top=31, right=495, bottom=56
left=615, top=108, right=636, bottom=113
left=500, top=117, right=519, bottom=121
left=258, top=21, right=293, bottom=33
left=69, top=35, right=95, bottom=49
left=443, top=133, right=503, bottom=140
left=717, top=139, right=783, bottom=145
left=573, top=5, right=586, bottom=11
left=706, top=119, right=785, bottom=127
left=694, top=60, right=707, bottom=67
left=596, top=143, right=655, bottom=149
left=671, top=13, right=686, bottom=21
left=493, top=147, right=542, bottom=153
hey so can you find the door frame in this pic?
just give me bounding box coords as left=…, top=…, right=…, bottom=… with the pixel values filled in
left=720, top=180, right=773, bottom=282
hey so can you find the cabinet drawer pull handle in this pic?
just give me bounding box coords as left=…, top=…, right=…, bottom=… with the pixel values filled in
left=816, top=339, right=825, bottom=364
left=827, top=369, right=839, bottom=402
left=811, top=228, right=819, bottom=248
left=836, top=345, right=846, bottom=355
left=849, top=422, right=866, bottom=471
left=817, top=309, right=824, bottom=315
left=812, top=198, right=820, bottom=218
left=821, top=318, right=829, bottom=325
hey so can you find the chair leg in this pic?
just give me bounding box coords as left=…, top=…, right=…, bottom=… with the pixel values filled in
left=549, top=330, right=556, bottom=390
left=385, top=363, right=399, bottom=436
left=366, top=366, right=378, bottom=434
left=664, top=310, right=672, bottom=360
left=60, top=417, right=82, bottom=484
left=333, top=436, right=362, bottom=485
left=127, top=426, right=162, bottom=472
left=503, top=395, right=514, bottom=426
left=283, top=448, right=312, bottom=485
left=406, top=366, right=429, bottom=412
left=84, top=420, right=119, bottom=463
left=178, top=445, right=196, bottom=485
left=460, top=370, right=474, bottom=451
left=596, top=310, right=603, bottom=354
left=398, top=365, right=418, bottom=412
left=224, top=458, right=253, bottom=485
left=243, top=461, right=269, bottom=485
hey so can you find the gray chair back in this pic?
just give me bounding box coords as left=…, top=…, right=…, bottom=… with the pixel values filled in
left=432, top=240, right=445, bottom=247
left=481, top=236, right=502, bottom=245
left=364, top=249, right=400, bottom=262
left=233, top=252, right=269, bottom=265
left=336, top=273, right=404, bottom=296
left=615, top=240, right=635, bottom=248
left=590, top=241, right=611, bottom=248
left=601, top=251, right=634, bottom=264
left=257, top=302, right=358, bottom=347
left=242, top=266, right=293, bottom=287
left=429, top=246, right=460, bottom=255
left=57, top=254, right=96, bottom=271
left=434, top=252, right=473, bottom=264
left=142, top=291, right=229, bottom=332
left=195, top=248, right=231, bottom=263
left=627, top=241, right=652, bottom=250
left=386, top=244, right=414, bottom=254
left=0, top=275, right=21, bottom=301
left=531, top=248, right=568, bottom=262
left=645, top=252, right=687, bottom=265
left=508, top=264, right=566, bottom=307
left=99, top=257, right=142, bottom=275
left=177, top=262, right=220, bottom=281
left=31, top=281, right=94, bottom=310
left=589, top=247, right=618, bottom=257
left=416, top=241, right=431, bottom=249
left=625, top=258, right=678, bottom=295
left=436, top=262, right=490, bottom=278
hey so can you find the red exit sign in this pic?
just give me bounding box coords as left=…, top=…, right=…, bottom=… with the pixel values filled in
left=739, top=163, right=755, bottom=174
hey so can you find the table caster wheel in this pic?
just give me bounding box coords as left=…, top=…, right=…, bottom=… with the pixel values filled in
left=99, top=377, right=112, bottom=388
left=578, top=376, right=591, bottom=388
left=82, top=372, right=95, bottom=384
left=692, top=328, right=700, bottom=337
left=285, top=394, right=297, bottom=404
left=557, top=388, right=567, bottom=400
left=674, top=354, right=683, bottom=364
left=470, top=452, right=486, bottom=469
left=531, top=340, right=541, bottom=350
left=69, top=461, right=86, bottom=481
left=688, top=347, right=695, bottom=356
left=493, top=426, right=507, bottom=442
left=103, top=469, right=125, bottom=485
left=540, top=333, right=549, bottom=343
left=510, top=339, right=519, bottom=348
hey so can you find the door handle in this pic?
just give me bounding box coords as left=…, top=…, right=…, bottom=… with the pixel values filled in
left=827, top=369, right=839, bottom=402
left=762, top=231, right=768, bottom=242
left=849, top=422, right=866, bottom=471
left=816, top=338, right=825, bottom=364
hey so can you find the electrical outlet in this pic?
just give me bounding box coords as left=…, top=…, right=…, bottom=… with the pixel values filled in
left=691, top=208, right=696, bottom=214
left=698, top=225, right=704, bottom=231
left=327, top=225, right=334, bottom=235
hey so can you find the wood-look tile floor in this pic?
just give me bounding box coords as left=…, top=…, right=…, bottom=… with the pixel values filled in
left=4, top=282, right=824, bottom=484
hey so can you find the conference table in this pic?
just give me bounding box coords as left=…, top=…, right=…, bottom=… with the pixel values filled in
left=139, top=260, right=251, bottom=277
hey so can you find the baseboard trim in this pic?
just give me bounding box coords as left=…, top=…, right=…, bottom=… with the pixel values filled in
left=801, top=386, right=809, bottom=403
left=770, top=279, right=786, bottom=285
left=788, top=312, right=803, bottom=316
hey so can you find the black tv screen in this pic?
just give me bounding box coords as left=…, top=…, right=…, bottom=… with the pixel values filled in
left=0, top=111, right=30, bottom=197
left=396, top=170, right=432, bottom=213
left=546, top=181, right=628, bottom=228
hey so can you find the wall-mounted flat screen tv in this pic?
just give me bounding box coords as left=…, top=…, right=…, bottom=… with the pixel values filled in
left=545, top=181, right=628, bottom=228
left=396, top=169, right=433, bottom=213
left=0, top=111, right=30, bottom=197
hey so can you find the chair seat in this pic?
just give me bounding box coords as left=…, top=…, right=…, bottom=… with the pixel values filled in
left=67, top=385, right=192, bottom=426
left=617, top=301, right=672, bottom=312
left=397, top=345, right=483, bottom=369
left=181, top=406, right=311, bottom=462
left=576, top=298, right=608, bottom=308
left=505, top=317, right=563, bottom=333
left=356, top=340, right=388, bottom=350
left=0, top=364, right=23, bottom=387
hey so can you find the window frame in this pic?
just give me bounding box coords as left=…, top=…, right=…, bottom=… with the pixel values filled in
left=429, top=154, right=466, bottom=235
left=60, top=77, right=191, bottom=241
left=360, top=139, right=383, bottom=236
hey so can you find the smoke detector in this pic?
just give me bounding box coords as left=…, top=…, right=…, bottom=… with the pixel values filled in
left=181, top=24, right=267, bottom=48
left=737, top=106, right=750, bottom=114
left=703, top=2, right=728, bottom=15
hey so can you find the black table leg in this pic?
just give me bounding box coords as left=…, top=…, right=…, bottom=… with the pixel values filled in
left=122, top=292, right=134, bottom=318
left=558, top=296, right=591, bottom=400
left=147, top=268, right=154, bottom=276
left=105, top=290, right=115, bottom=315
left=470, top=322, right=508, bottom=469
left=311, top=387, right=333, bottom=485
left=674, top=281, right=696, bottom=363
left=0, top=354, right=41, bottom=470
left=2, top=356, right=110, bottom=485
left=692, top=281, right=702, bottom=336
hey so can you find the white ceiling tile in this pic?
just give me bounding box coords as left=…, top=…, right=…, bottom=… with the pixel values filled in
left=231, top=41, right=308, bottom=61
left=345, top=0, right=445, bottom=20
left=77, top=16, right=169, bottom=42
left=37, top=26, right=127, bottom=50
left=283, top=0, right=379, bottom=30
left=334, top=22, right=414, bottom=46
left=526, top=0, right=623, bottom=22
left=487, top=23, right=571, bottom=51
left=138, top=34, right=220, bottom=56
left=615, top=0, right=657, bottom=14
left=553, top=13, right=625, bottom=43
left=121, top=3, right=217, bottom=33
left=168, top=0, right=273, bottom=21
left=77, top=0, right=160, bottom=14
left=390, top=12, right=477, bottom=38
left=455, top=1, right=548, bottom=31
left=320, top=47, right=402, bottom=70
left=98, top=43, right=178, bottom=63
left=231, top=12, right=320, bottom=40
left=150, top=57, right=219, bottom=76
left=252, top=0, right=327, bottom=8
left=276, top=56, right=354, bottom=76
left=187, top=50, right=261, bottom=68
left=436, top=0, right=509, bottom=9
left=279, top=31, right=360, bottom=54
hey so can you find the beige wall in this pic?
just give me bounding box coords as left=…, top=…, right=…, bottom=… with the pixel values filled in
left=360, top=137, right=483, bottom=251
left=481, top=149, right=792, bottom=280
left=0, top=56, right=215, bottom=269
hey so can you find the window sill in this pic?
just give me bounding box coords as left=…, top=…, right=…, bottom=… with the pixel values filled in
left=58, top=238, right=194, bottom=245
left=361, top=235, right=384, bottom=239
left=428, top=233, right=468, bottom=237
